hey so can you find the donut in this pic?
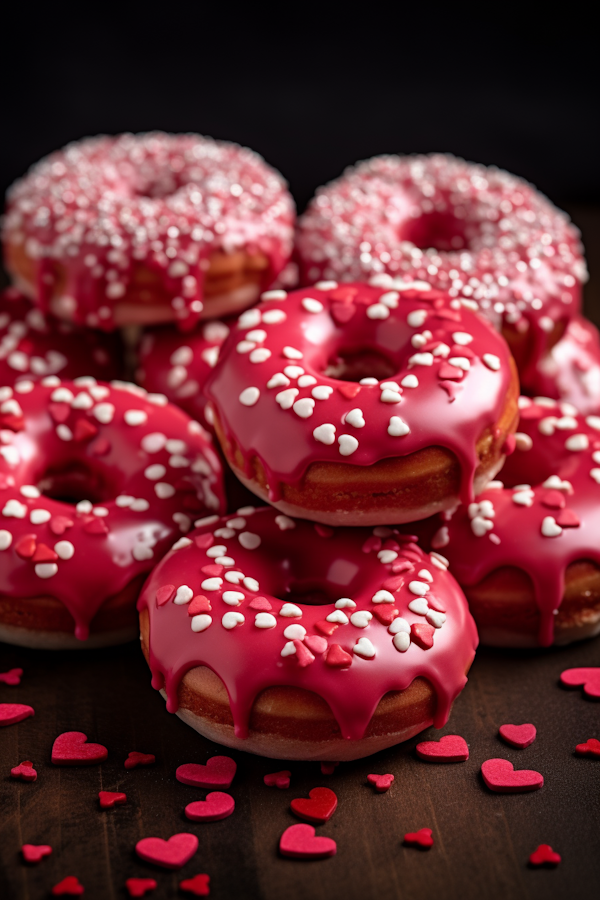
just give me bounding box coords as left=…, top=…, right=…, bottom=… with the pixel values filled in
left=521, top=315, right=600, bottom=414
left=0, top=286, right=124, bottom=386
left=205, top=281, right=519, bottom=526
left=3, top=133, right=295, bottom=330
left=296, top=153, right=586, bottom=384
left=430, top=396, right=600, bottom=647
left=0, top=377, right=225, bottom=649
left=138, top=506, right=478, bottom=760
left=136, top=318, right=231, bottom=431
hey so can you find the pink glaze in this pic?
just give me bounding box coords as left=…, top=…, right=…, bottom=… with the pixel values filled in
left=522, top=315, right=600, bottom=414
left=296, top=154, right=586, bottom=382
left=0, top=287, right=124, bottom=384
left=437, top=396, right=600, bottom=645
left=3, top=133, right=295, bottom=331
left=138, top=506, right=478, bottom=741
left=205, top=281, right=513, bottom=510
left=136, top=318, right=231, bottom=431
left=0, top=378, right=224, bottom=639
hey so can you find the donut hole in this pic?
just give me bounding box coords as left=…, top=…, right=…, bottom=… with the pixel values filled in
left=37, top=461, right=118, bottom=506
left=399, top=210, right=476, bottom=252
left=281, top=580, right=340, bottom=607
left=324, top=347, right=397, bottom=382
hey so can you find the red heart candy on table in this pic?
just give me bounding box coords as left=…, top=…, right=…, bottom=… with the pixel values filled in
left=291, top=787, right=338, bottom=823
left=279, top=824, right=337, bottom=859
left=185, top=791, right=235, bottom=821
left=416, top=734, right=469, bottom=762
left=560, top=667, right=600, bottom=699
left=99, top=790, right=127, bottom=808
left=22, top=843, right=52, bottom=863
left=575, top=738, right=600, bottom=757
left=179, top=874, right=211, bottom=896
left=367, top=773, right=394, bottom=793
left=125, top=878, right=157, bottom=898
left=51, top=876, right=84, bottom=896
left=176, top=755, right=236, bottom=788
left=264, top=770, right=291, bottom=789
left=499, top=724, right=537, bottom=749
left=481, top=759, right=543, bottom=793
left=51, top=732, right=108, bottom=765
left=0, top=667, right=23, bottom=685
left=0, top=703, right=34, bottom=726
left=529, top=844, right=561, bottom=866
left=125, top=751, right=156, bottom=769
left=404, top=828, right=434, bottom=849
left=11, top=760, right=37, bottom=781
left=320, top=761, right=339, bottom=775
left=135, top=833, right=198, bottom=869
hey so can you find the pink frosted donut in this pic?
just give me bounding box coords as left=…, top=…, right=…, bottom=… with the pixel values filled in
left=0, top=286, right=124, bottom=385
left=432, top=396, right=600, bottom=647
left=521, top=315, right=600, bottom=414
left=138, top=506, right=478, bottom=760
left=0, top=377, right=224, bottom=648
left=3, top=133, right=295, bottom=330
left=296, top=154, right=586, bottom=383
left=206, top=281, right=519, bottom=526
left=136, top=318, right=231, bottom=431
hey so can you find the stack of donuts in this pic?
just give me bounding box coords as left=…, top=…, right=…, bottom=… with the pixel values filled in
left=1, top=137, right=598, bottom=761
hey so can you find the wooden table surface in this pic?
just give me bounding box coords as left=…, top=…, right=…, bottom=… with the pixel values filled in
left=1, top=205, right=600, bottom=900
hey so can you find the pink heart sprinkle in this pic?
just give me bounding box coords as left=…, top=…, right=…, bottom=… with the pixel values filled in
left=248, top=596, right=272, bottom=611
left=11, top=760, right=37, bottom=781
left=0, top=667, right=23, bottom=685
left=125, top=878, right=157, bottom=898
left=404, top=828, right=434, bottom=849
left=179, top=874, right=210, bottom=896
left=367, top=773, right=394, bottom=792
left=176, top=756, right=236, bottom=788
left=51, top=732, right=108, bottom=765
left=264, top=770, right=291, bottom=789
left=279, top=824, right=337, bottom=859
left=560, top=667, right=600, bottom=699
left=499, top=723, right=537, bottom=749
left=99, top=790, right=127, bottom=809
left=416, top=734, right=469, bottom=762
left=51, top=876, right=84, bottom=896
left=481, top=758, right=544, bottom=793
left=135, top=833, right=198, bottom=869
left=0, top=703, right=34, bottom=726
left=125, top=751, right=155, bottom=769
left=22, top=843, right=52, bottom=864
left=303, top=635, right=328, bottom=655
left=529, top=844, right=561, bottom=866
left=156, top=584, right=176, bottom=606
left=185, top=791, right=235, bottom=822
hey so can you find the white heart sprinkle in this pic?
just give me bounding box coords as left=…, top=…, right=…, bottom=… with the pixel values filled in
left=401, top=374, right=419, bottom=388
left=35, top=563, right=58, bottom=579
left=0, top=530, right=12, bottom=550
left=407, top=310, right=428, bottom=327
left=338, top=434, right=359, bottom=456
left=313, top=423, right=336, bottom=445
left=426, top=610, right=446, bottom=628
left=335, top=598, right=356, bottom=609
left=255, top=613, right=277, bottom=629
left=206, top=545, right=227, bottom=558
left=367, top=303, right=390, bottom=319
left=276, top=388, right=299, bottom=409
left=388, top=617, right=410, bottom=635
left=284, top=624, right=307, bottom=640
left=448, top=357, right=471, bottom=371
left=350, top=611, right=373, bottom=628
left=378, top=550, right=398, bottom=564
left=222, top=612, right=245, bottom=629
left=76, top=500, right=93, bottom=514
left=283, top=346, right=303, bottom=360
left=280, top=603, right=302, bottom=617
left=379, top=291, right=399, bottom=308
left=452, top=332, right=474, bottom=345
left=344, top=408, right=365, bottom=428
left=20, top=485, right=40, bottom=499
left=298, top=375, right=317, bottom=388
left=512, top=490, right=534, bottom=506
left=302, top=297, right=324, bottom=313
left=542, top=475, right=572, bottom=492
left=222, top=590, right=245, bottom=606
left=408, top=581, right=430, bottom=596
left=236, top=340, right=256, bottom=354
left=483, top=353, right=501, bottom=371
left=141, top=432, right=167, bottom=453
left=145, top=464, right=166, bottom=481
left=155, top=482, right=175, bottom=499
left=201, top=577, right=223, bottom=591
left=267, top=373, right=290, bottom=389
left=565, top=434, right=589, bottom=451
left=250, top=348, right=271, bottom=364
left=312, top=385, right=333, bottom=401
left=239, top=387, right=260, bottom=407
left=586, top=416, right=600, bottom=432
left=354, top=637, right=376, bottom=658
left=174, top=585, right=194, bottom=605
left=71, top=392, right=94, bottom=409
left=326, top=610, right=349, bottom=624
left=293, top=398, right=315, bottom=418
left=388, top=416, right=410, bottom=437
left=191, top=614, right=212, bottom=632
left=471, top=516, right=493, bottom=537
left=262, top=309, right=287, bottom=324
left=239, top=532, right=261, bottom=550
left=30, top=509, right=51, bottom=524
left=393, top=632, right=411, bottom=652
left=275, top=514, right=296, bottom=530
left=246, top=329, right=267, bottom=343
left=261, top=289, right=288, bottom=300
left=409, top=352, right=433, bottom=367
left=243, top=577, right=259, bottom=592
left=224, top=571, right=244, bottom=583
left=124, top=409, right=147, bottom=426
left=54, top=541, right=75, bottom=560
left=541, top=516, right=562, bottom=537
left=380, top=389, right=402, bottom=404
left=590, top=468, right=600, bottom=484
left=372, top=590, right=395, bottom=604
left=408, top=598, right=429, bottom=615
left=281, top=641, right=296, bottom=657
left=92, top=402, right=115, bottom=424
left=284, top=365, right=304, bottom=379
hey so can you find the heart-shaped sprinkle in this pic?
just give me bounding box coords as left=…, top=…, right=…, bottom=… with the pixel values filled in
left=135, top=833, right=199, bottom=869
left=304, top=635, right=328, bottom=655
left=575, top=738, right=600, bottom=757
left=291, top=787, right=338, bottom=823
left=22, top=843, right=52, bottom=863
left=367, top=773, right=394, bottom=792
left=481, top=758, right=544, bottom=793
left=344, top=408, right=365, bottom=428
left=541, top=516, right=562, bottom=537
left=560, top=667, right=600, bottom=698
left=179, top=874, right=211, bottom=896
left=354, top=637, right=376, bottom=658
left=50, top=516, right=74, bottom=535
left=416, top=734, right=469, bottom=762
left=404, top=828, right=434, bottom=849
left=11, top=760, right=37, bottom=781
left=0, top=667, right=23, bottom=685
left=325, top=644, right=353, bottom=667
left=264, top=770, right=291, bottom=788
left=185, top=791, right=235, bottom=821
left=99, top=790, right=127, bottom=808
left=279, top=824, right=337, bottom=859
left=555, top=508, right=580, bottom=527
left=51, top=876, right=84, bottom=895
left=410, top=623, right=435, bottom=650
left=51, top=732, right=107, bottom=765
left=125, top=751, right=156, bottom=769
left=125, top=878, right=157, bottom=898
left=320, top=762, right=339, bottom=775
left=0, top=703, right=34, bottom=726
left=176, top=756, right=237, bottom=788
left=156, top=584, right=176, bottom=606
left=499, top=724, right=537, bottom=749
left=338, top=434, right=359, bottom=456
left=529, top=845, right=561, bottom=867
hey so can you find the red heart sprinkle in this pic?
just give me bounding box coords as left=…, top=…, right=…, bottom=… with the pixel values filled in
left=0, top=667, right=23, bottom=685
left=32, top=542, right=58, bottom=562
left=303, top=635, right=328, bottom=655
left=529, top=844, right=561, bottom=867
left=294, top=640, right=315, bottom=667
left=481, top=758, right=544, bottom=793
left=195, top=533, right=214, bottom=550
left=416, top=734, right=469, bottom=762
left=49, top=516, right=74, bottom=535
left=382, top=575, right=404, bottom=591
left=188, top=595, right=211, bottom=616
left=22, top=843, right=52, bottom=863
left=156, top=585, right=175, bottom=606
left=83, top=517, right=108, bottom=534
left=404, top=828, right=434, bottom=849
left=291, top=787, right=337, bottom=823
left=560, top=667, right=600, bottom=699
left=337, top=382, right=361, bottom=399
left=176, top=756, right=237, bottom=789
left=179, top=874, right=210, bottom=896
left=125, top=878, right=157, bottom=898
left=51, top=732, right=108, bottom=765
left=248, top=596, right=272, bottom=611
left=0, top=703, right=34, bottom=726
left=331, top=303, right=356, bottom=325
left=90, top=437, right=111, bottom=456
left=264, top=770, right=291, bottom=788
left=320, top=762, right=339, bottom=775
left=279, top=824, right=337, bottom=859
left=99, top=790, right=127, bottom=808
left=48, top=403, right=71, bottom=423
left=367, top=773, right=394, bottom=792
left=325, top=643, right=352, bottom=667
left=15, top=534, right=37, bottom=558
left=315, top=620, right=339, bottom=637
left=372, top=606, right=400, bottom=626
left=575, top=738, right=600, bottom=757
left=135, top=833, right=198, bottom=869
left=11, top=760, right=37, bottom=781
left=73, top=419, right=98, bottom=442
left=185, top=791, right=235, bottom=821
left=125, top=751, right=156, bottom=769
left=330, top=285, right=358, bottom=302
left=411, top=623, right=435, bottom=650
left=541, top=490, right=566, bottom=509
left=51, top=876, right=84, bottom=896
left=200, top=564, right=223, bottom=577
left=426, top=594, right=446, bottom=612
left=362, top=536, right=382, bottom=554
left=499, top=723, right=537, bottom=749
left=438, top=363, right=464, bottom=380
left=555, top=508, right=580, bottom=527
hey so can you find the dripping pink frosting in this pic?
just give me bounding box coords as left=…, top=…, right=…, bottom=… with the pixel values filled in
left=0, top=377, right=225, bottom=639
left=437, top=396, right=600, bottom=646
left=138, top=506, right=478, bottom=741
left=296, top=154, right=586, bottom=382
left=205, top=281, right=514, bottom=508
left=3, top=133, right=295, bottom=331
